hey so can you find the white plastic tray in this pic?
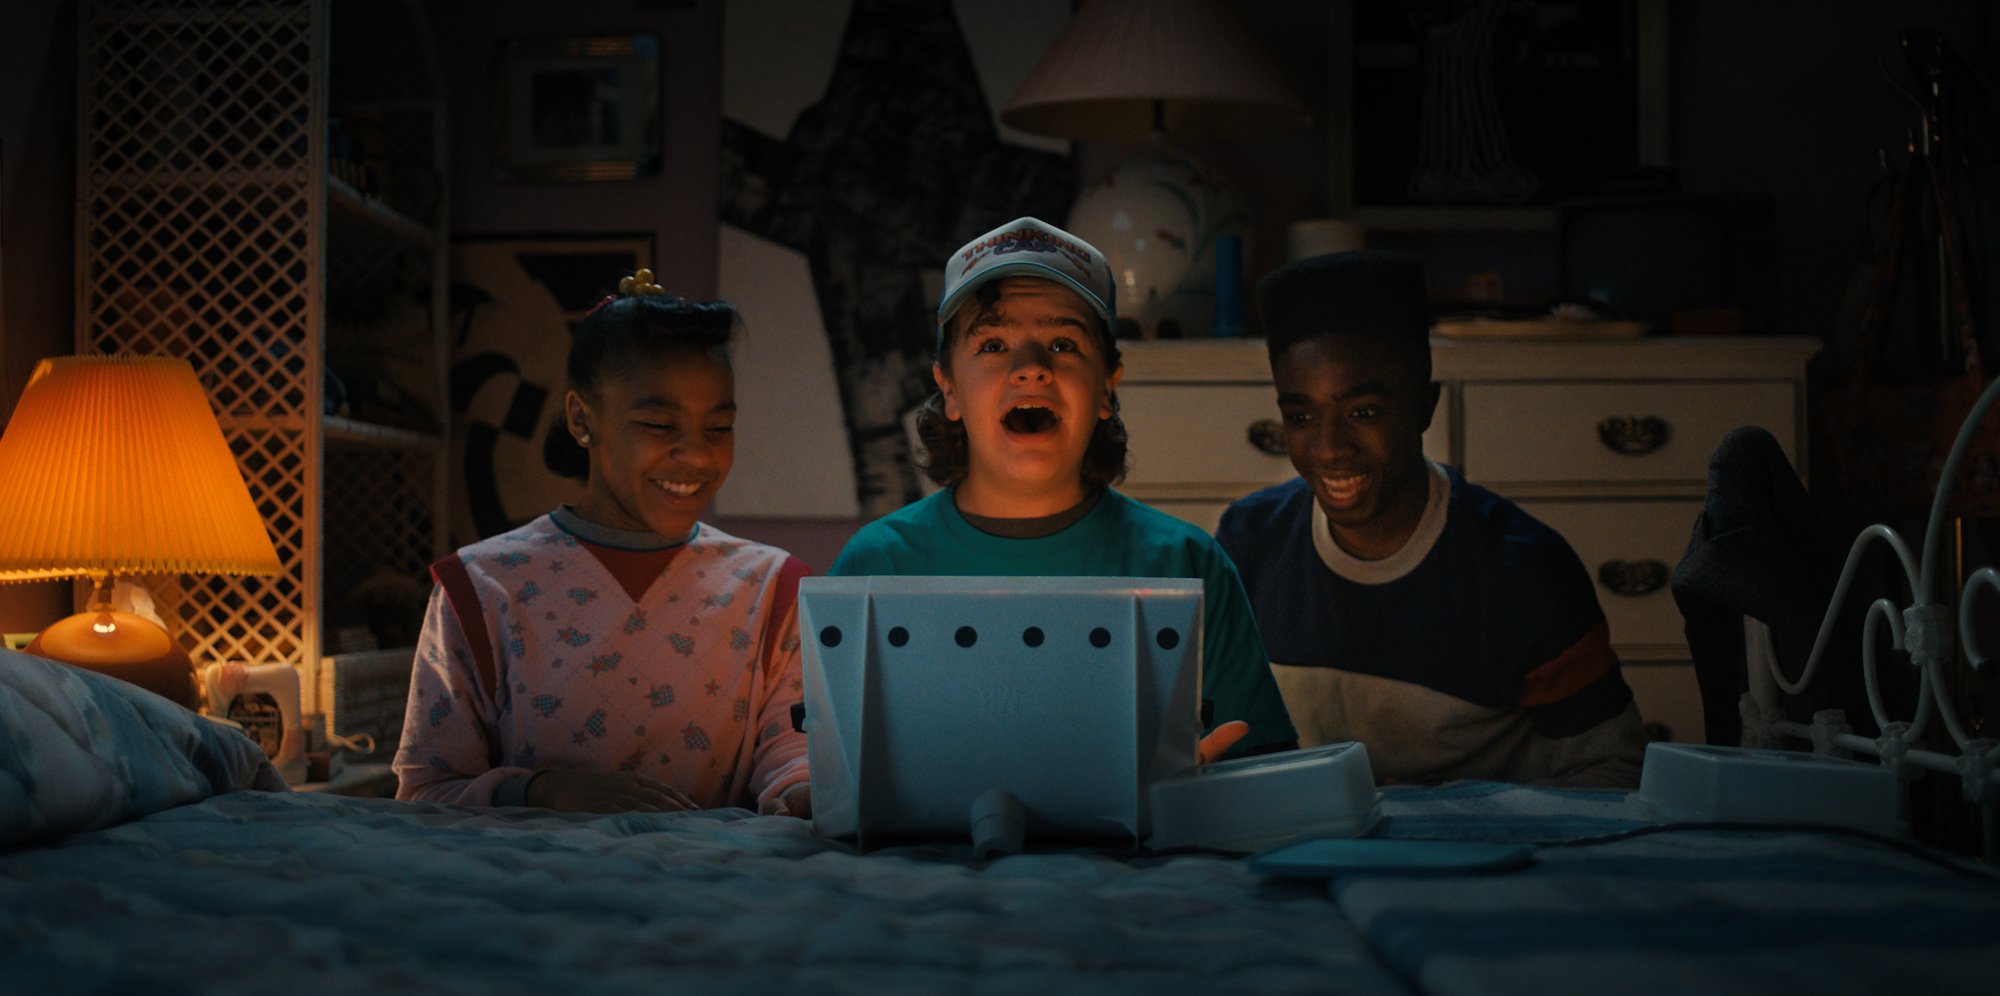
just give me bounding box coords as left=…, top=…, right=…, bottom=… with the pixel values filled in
left=1149, top=740, right=1380, bottom=852
left=1633, top=742, right=1904, bottom=835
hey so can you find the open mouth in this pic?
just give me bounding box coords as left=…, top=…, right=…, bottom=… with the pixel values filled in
left=654, top=479, right=704, bottom=499
left=1001, top=404, right=1059, bottom=435
left=1318, top=472, right=1369, bottom=505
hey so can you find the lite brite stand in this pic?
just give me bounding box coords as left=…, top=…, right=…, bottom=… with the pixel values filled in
left=798, top=576, right=1203, bottom=854
left=798, top=576, right=1382, bottom=856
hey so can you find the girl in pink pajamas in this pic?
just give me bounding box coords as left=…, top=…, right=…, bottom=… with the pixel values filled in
left=394, top=273, right=811, bottom=816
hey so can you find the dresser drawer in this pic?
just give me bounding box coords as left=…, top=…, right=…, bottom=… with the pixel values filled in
left=1120, top=383, right=1454, bottom=493
left=1119, top=384, right=1297, bottom=490
left=1623, top=662, right=1705, bottom=743
left=1461, top=381, right=1794, bottom=486
left=1515, top=499, right=1700, bottom=660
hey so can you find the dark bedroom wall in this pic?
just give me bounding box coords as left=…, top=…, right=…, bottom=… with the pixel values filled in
left=421, top=0, right=2000, bottom=405
left=709, top=0, right=1999, bottom=556
left=421, top=0, right=861, bottom=569
left=3, top=0, right=1996, bottom=622
left=428, top=0, right=725, bottom=297
left=1105, top=0, right=1996, bottom=343
left=1673, top=0, right=1994, bottom=340
left=778, top=0, right=1992, bottom=559
left=0, top=0, right=78, bottom=633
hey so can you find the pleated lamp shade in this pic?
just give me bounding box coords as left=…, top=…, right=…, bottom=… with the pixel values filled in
left=0, top=355, right=281, bottom=582
left=1000, top=0, right=1310, bottom=144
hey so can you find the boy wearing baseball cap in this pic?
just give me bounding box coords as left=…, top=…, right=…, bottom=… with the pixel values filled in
left=829, top=217, right=1296, bottom=761
left=1216, top=250, right=1647, bottom=786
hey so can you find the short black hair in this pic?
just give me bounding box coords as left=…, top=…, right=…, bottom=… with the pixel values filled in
left=1257, top=249, right=1432, bottom=384
left=542, top=293, right=741, bottom=480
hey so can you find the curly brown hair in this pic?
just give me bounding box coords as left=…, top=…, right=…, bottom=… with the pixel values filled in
left=915, top=281, right=1128, bottom=490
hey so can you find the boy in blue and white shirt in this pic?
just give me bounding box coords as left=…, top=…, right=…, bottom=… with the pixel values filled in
left=1216, top=251, right=1646, bottom=787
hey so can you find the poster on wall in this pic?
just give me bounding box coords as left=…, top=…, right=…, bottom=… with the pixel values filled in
left=447, top=234, right=654, bottom=546
left=716, top=0, right=1075, bottom=519
left=1343, top=0, right=1669, bottom=208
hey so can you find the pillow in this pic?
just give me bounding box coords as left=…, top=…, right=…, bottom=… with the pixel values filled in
left=0, top=648, right=288, bottom=848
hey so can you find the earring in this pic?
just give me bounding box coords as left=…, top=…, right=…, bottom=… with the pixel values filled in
left=576, top=428, right=592, bottom=446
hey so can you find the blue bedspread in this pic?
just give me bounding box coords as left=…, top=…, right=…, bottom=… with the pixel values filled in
left=0, top=650, right=283, bottom=848
left=1, top=791, right=1397, bottom=995
left=3, top=650, right=1995, bottom=994
left=1349, top=782, right=2000, bottom=995
left=6, top=781, right=1995, bottom=995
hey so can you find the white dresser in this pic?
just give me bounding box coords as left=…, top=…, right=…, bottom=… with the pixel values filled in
left=1115, top=335, right=1823, bottom=743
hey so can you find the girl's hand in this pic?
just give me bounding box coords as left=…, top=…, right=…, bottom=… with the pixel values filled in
left=1197, top=720, right=1250, bottom=764
left=524, top=770, right=699, bottom=813
left=758, top=783, right=812, bottom=818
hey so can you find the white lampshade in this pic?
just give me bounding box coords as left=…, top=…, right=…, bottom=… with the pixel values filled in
left=1000, top=0, right=1310, bottom=144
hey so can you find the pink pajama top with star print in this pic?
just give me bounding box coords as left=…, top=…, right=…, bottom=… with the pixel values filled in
left=392, top=511, right=810, bottom=811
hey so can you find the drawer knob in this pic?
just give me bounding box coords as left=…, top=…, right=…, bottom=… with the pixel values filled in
left=1597, top=416, right=1671, bottom=455
left=1247, top=418, right=1287, bottom=456
left=1597, top=558, right=1669, bottom=597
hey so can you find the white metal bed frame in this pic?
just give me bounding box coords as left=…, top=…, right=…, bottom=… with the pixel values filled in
left=1740, top=374, right=2000, bottom=858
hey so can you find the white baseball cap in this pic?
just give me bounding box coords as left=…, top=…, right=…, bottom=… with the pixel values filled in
left=937, top=217, right=1117, bottom=338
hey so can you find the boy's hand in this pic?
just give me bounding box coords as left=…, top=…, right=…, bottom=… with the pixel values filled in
left=525, top=770, right=698, bottom=813
left=759, top=782, right=812, bottom=818
left=1197, top=720, right=1250, bottom=764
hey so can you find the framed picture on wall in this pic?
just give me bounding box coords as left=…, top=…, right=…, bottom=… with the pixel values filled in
left=447, top=233, right=655, bottom=546
left=1328, top=0, right=1669, bottom=220
left=494, top=35, right=663, bottom=181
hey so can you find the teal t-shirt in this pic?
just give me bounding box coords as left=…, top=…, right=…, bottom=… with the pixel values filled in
left=829, top=488, right=1297, bottom=756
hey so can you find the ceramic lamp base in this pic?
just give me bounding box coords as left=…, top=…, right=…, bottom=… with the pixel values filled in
left=27, top=609, right=196, bottom=709
left=1066, top=142, right=1245, bottom=341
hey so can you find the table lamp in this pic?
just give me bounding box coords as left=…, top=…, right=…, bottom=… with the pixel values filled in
left=1001, top=0, right=1310, bottom=338
left=0, top=355, right=282, bottom=708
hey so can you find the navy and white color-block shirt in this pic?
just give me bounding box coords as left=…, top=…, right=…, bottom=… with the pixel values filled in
left=1216, top=462, right=1646, bottom=787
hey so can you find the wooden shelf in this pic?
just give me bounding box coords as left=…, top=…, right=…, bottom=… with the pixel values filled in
left=294, top=761, right=398, bottom=797
left=89, top=6, right=301, bottom=28
left=1351, top=206, right=1557, bottom=234
left=96, top=169, right=307, bottom=191
left=333, top=97, right=441, bottom=114
left=324, top=415, right=443, bottom=450
left=328, top=174, right=434, bottom=246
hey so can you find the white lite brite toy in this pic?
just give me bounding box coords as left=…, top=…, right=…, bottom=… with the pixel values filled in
left=798, top=576, right=1203, bottom=853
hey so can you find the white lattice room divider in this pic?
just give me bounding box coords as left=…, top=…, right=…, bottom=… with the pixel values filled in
left=77, top=0, right=448, bottom=754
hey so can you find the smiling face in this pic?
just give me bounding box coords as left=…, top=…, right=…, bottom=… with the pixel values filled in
left=934, top=276, right=1122, bottom=517
left=566, top=345, right=736, bottom=541
left=1271, top=335, right=1440, bottom=561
